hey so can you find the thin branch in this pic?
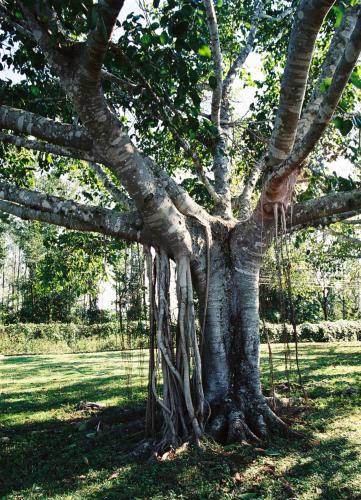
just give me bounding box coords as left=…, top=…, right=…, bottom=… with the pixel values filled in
left=203, top=0, right=223, bottom=130
left=101, top=69, right=139, bottom=91
left=88, top=161, right=133, bottom=208
left=222, top=0, right=263, bottom=103
left=110, top=44, right=220, bottom=203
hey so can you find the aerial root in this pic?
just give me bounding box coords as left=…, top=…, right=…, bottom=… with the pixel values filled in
left=146, top=249, right=205, bottom=450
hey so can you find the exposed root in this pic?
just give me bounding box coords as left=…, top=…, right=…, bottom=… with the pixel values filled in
left=227, top=410, right=261, bottom=444
left=265, top=395, right=308, bottom=415
left=206, top=395, right=303, bottom=444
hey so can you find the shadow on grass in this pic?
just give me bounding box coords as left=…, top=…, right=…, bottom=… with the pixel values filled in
left=0, top=380, right=148, bottom=497
left=1, top=346, right=360, bottom=499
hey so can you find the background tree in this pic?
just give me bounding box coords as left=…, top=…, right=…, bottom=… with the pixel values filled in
left=0, top=0, right=361, bottom=447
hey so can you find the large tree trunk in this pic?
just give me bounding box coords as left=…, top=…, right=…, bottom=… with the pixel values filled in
left=197, top=221, right=285, bottom=443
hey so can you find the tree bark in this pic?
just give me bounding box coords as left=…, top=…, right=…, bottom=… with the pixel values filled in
left=190, top=219, right=287, bottom=443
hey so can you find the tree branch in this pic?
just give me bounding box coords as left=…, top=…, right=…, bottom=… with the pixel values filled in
left=233, top=159, right=265, bottom=218
left=0, top=6, right=33, bottom=39
left=290, top=189, right=361, bottom=229
left=108, top=45, right=220, bottom=203
left=343, top=218, right=361, bottom=225
left=0, top=105, right=92, bottom=152
left=222, top=0, right=263, bottom=104
left=329, top=228, right=361, bottom=245
left=0, top=132, right=97, bottom=163
left=203, top=0, right=223, bottom=130
left=296, top=5, right=360, bottom=141
left=259, top=10, right=361, bottom=218
left=267, top=0, right=335, bottom=168
left=0, top=183, right=146, bottom=242
left=81, top=0, right=125, bottom=89
left=274, top=12, right=361, bottom=181
left=16, top=1, right=70, bottom=75
left=16, top=1, right=194, bottom=258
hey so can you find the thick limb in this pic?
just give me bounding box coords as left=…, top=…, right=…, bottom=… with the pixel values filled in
left=0, top=183, right=146, bottom=242
left=290, top=189, right=361, bottom=229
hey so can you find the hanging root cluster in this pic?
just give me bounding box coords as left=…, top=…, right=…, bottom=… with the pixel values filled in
left=145, top=247, right=204, bottom=451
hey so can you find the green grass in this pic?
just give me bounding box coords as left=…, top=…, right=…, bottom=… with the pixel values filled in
left=0, top=343, right=360, bottom=499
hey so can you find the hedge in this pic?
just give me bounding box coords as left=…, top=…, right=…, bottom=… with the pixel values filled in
left=0, top=319, right=360, bottom=355
left=0, top=322, right=147, bottom=354
left=261, top=320, right=361, bottom=343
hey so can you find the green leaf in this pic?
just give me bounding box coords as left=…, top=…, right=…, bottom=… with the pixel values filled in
left=333, top=117, right=353, bottom=136
left=350, top=66, right=361, bottom=89
left=264, top=450, right=282, bottom=456
left=332, top=6, right=344, bottom=28
left=159, top=32, right=168, bottom=44
left=30, top=85, right=41, bottom=96
left=319, top=77, right=332, bottom=94
left=140, top=33, right=151, bottom=45
left=208, top=75, right=217, bottom=89
left=238, top=494, right=258, bottom=499
left=216, top=0, right=223, bottom=7
left=198, top=45, right=211, bottom=58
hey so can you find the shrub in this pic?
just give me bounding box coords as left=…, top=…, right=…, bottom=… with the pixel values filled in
left=261, top=320, right=361, bottom=343
left=0, top=319, right=360, bottom=355
left=0, top=321, right=148, bottom=354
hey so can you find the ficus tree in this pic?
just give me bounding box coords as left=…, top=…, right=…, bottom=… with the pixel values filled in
left=0, top=0, right=361, bottom=447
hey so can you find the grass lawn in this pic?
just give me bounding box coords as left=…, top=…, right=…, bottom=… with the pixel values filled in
left=0, top=343, right=360, bottom=499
